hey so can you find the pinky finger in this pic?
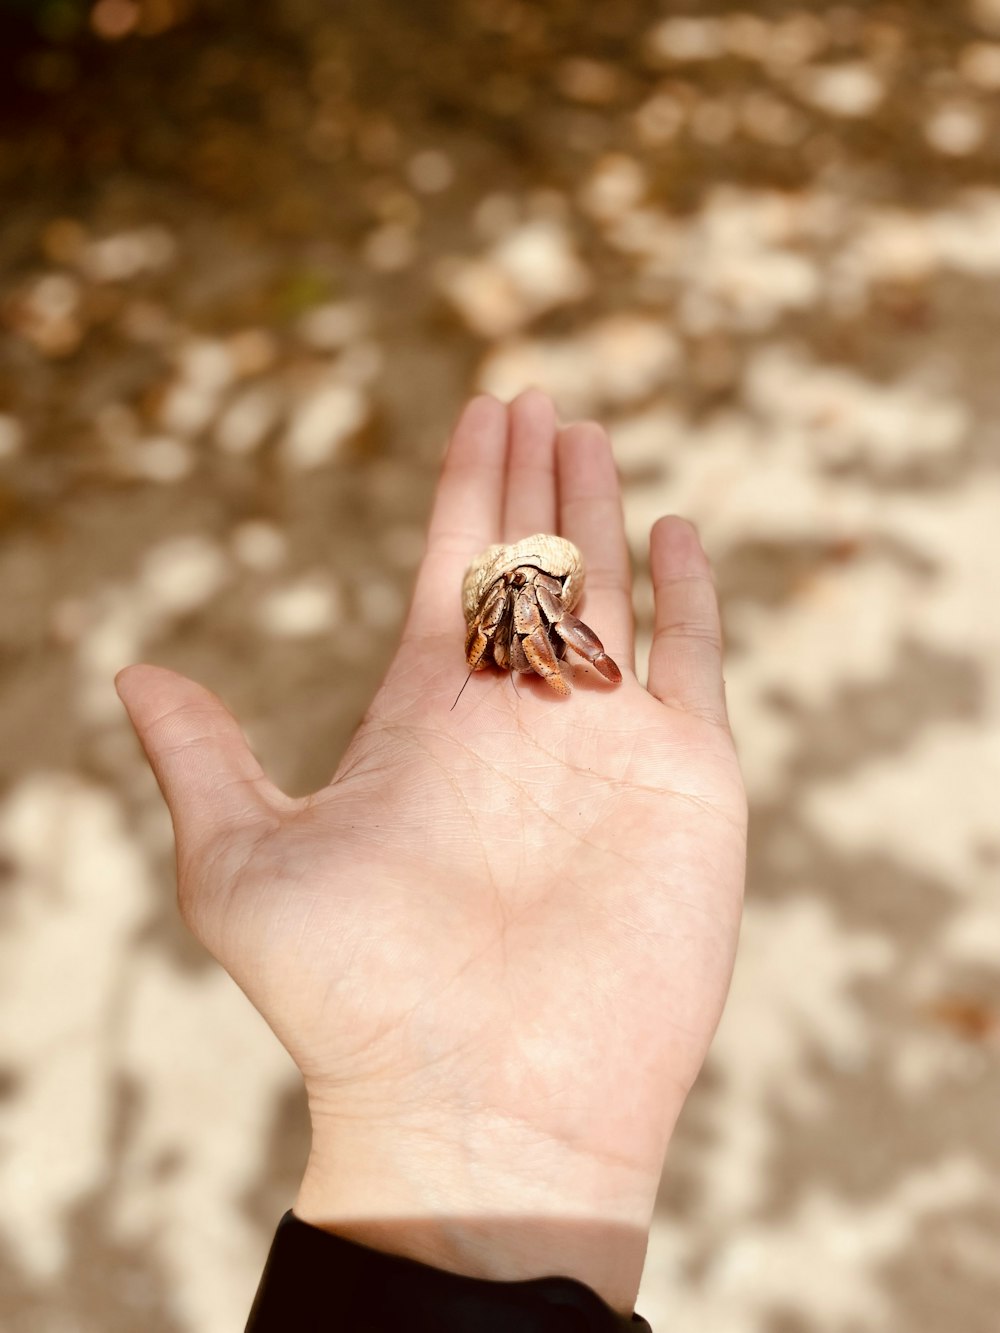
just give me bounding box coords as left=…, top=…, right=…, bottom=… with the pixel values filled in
left=647, top=517, right=728, bottom=727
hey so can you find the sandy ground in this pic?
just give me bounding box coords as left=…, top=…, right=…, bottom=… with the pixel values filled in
left=1, top=1, right=999, bottom=1329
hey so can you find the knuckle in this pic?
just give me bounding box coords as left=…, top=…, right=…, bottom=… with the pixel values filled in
left=653, top=619, right=722, bottom=651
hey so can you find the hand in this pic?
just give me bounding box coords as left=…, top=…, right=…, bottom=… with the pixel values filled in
left=117, top=392, right=747, bottom=1315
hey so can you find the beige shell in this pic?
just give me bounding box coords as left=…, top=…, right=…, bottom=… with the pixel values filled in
left=461, top=533, right=585, bottom=624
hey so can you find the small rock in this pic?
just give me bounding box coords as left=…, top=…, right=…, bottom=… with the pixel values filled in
left=610, top=406, right=683, bottom=475
left=478, top=314, right=680, bottom=417
left=176, top=339, right=235, bottom=392
left=8, top=273, right=84, bottom=357
left=77, top=591, right=150, bottom=723
left=80, top=227, right=175, bottom=283
left=296, top=301, right=370, bottom=352
left=925, top=103, right=986, bottom=156
left=130, top=437, right=193, bottom=484
left=439, top=219, right=591, bottom=337
left=0, top=415, right=25, bottom=461
left=854, top=213, right=936, bottom=284
left=796, top=62, right=883, bottom=117
left=159, top=382, right=218, bottom=438
left=959, top=42, right=1000, bottom=89
left=139, top=537, right=230, bottom=618
left=740, top=92, right=806, bottom=146
left=437, top=259, right=524, bottom=339
left=160, top=340, right=236, bottom=438
left=406, top=149, right=455, bottom=194
left=258, top=576, right=340, bottom=638
left=633, top=89, right=685, bottom=146
left=555, top=57, right=620, bottom=105
left=227, top=328, right=278, bottom=377
left=215, top=385, right=283, bottom=456
left=231, top=521, right=288, bottom=573
left=931, top=192, right=1000, bottom=275
left=90, top=0, right=140, bottom=41
left=281, top=382, right=369, bottom=470
left=578, top=155, right=647, bottom=223
left=646, top=17, right=723, bottom=63
left=363, top=224, right=418, bottom=273
left=584, top=315, right=682, bottom=403
left=970, top=0, right=1000, bottom=35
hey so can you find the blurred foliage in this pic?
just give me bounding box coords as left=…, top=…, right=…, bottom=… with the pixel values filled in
left=0, top=0, right=199, bottom=44
left=0, top=0, right=88, bottom=41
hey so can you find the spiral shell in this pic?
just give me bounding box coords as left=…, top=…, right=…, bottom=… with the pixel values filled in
left=461, top=533, right=585, bottom=624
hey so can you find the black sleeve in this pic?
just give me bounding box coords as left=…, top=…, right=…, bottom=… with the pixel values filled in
left=246, top=1211, right=654, bottom=1332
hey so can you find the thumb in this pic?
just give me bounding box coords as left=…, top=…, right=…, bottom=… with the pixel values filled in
left=116, top=664, right=280, bottom=857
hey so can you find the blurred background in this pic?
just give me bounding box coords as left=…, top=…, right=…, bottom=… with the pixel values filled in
left=1, top=0, right=999, bottom=1329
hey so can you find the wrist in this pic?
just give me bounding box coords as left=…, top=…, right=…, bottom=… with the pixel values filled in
left=294, top=1112, right=652, bottom=1315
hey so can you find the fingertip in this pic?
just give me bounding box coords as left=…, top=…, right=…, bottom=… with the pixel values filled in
left=456, top=392, right=507, bottom=431
left=509, top=389, right=559, bottom=443
left=647, top=515, right=727, bottom=724
left=114, top=663, right=137, bottom=700
left=442, top=395, right=509, bottom=474
left=560, top=418, right=611, bottom=448
left=650, top=516, right=713, bottom=581
left=114, top=662, right=163, bottom=717
left=113, top=666, right=276, bottom=837
left=115, top=661, right=159, bottom=695
left=651, top=514, right=700, bottom=547
left=556, top=420, right=618, bottom=490
left=510, top=386, right=558, bottom=420
left=114, top=663, right=193, bottom=714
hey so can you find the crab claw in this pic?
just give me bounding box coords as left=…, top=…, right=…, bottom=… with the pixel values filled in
left=553, top=612, right=622, bottom=684
left=522, top=625, right=571, bottom=696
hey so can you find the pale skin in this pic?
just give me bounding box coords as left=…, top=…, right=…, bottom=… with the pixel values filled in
left=117, top=391, right=747, bottom=1317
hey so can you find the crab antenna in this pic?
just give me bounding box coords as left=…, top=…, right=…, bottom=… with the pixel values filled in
left=450, top=665, right=476, bottom=711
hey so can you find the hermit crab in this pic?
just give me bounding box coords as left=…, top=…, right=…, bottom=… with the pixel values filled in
left=460, top=534, right=622, bottom=697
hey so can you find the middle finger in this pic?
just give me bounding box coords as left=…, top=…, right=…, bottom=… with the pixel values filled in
left=502, top=389, right=559, bottom=542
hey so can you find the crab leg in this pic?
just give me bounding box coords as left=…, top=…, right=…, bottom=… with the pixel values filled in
left=554, top=612, right=622, bottom=682
left=513, top=584, right=543, bottom=637
left=509, top=628, right=530, bottom=674
left=535, top=575, right=622, bottom=684
left=510, top=587, right=566, bottom=693
left=464, top=581, right=508, bottom=670
left=522, top=625, right=570, bottom=695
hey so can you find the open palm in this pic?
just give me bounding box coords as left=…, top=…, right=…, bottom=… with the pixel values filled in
left=118, top=392, right=747, bottom=1313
